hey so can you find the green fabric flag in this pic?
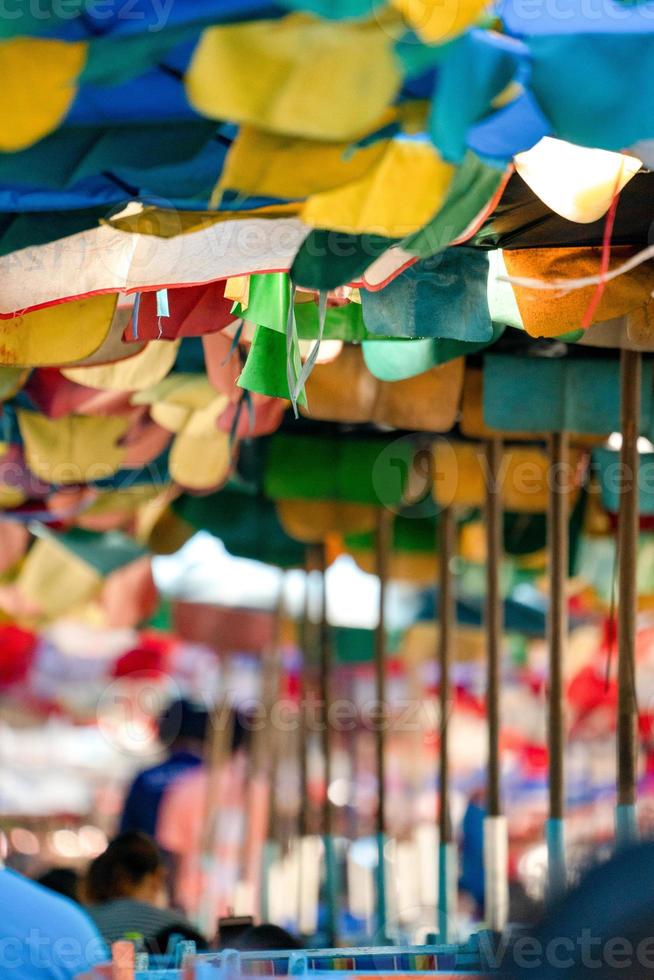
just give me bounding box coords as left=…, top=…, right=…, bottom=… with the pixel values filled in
left=362, top=322, right=504, bottom=381
left=279, top=0, right=383, bottom=16
left=173, top=488, right=305, bottom=568
left=403, top=151, right=506, bottom=258
left=0, top=208, right=107, bottom=258
left=0, top=1, right=85, bottom=37
left=346, top=513, right=438, bottom=554
left=265, top=433, right=416, bottom=506
left=84, top=26, right=200, bottom=87
left=237, top=324, right=306, bottom=406
left=291, top=230, right=396, bottom=291
left=37, top=526, right=147, bottom=576
left=332, top=625, right=402, bottom=664
left=236, top=273, right=369, bottom=341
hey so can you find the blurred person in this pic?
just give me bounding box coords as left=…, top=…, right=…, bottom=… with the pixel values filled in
left=84, top=832, right=198, bottom=947
left=156, top=710, right=255, bottom=922
left=0, top=864, right=106, bottom=979
left=36, top=868, right=80, bottom=903
left=231, top=923, right=302, bottom=951
left=144, top=922, right=209, bottom=956
left=506, top=841, right=654, bottom=979
left=459, top=791, right=485, bottom=915
left=119, top=698, right=208, bottom=838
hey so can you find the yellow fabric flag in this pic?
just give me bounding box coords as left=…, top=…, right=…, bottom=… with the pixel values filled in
left=0, top=37, right=86, bottom=151
left=185, top=14, right=401, bottom=141
left=433, top=441, right=582, bottom=511
left=391, top=0, right=487, bottom=43
left=80, top=487, right=162, bottom=520
left=18, top=538, right=101, bottom=620
left=168, top=398, right=231, bottom=491
left=350, top=548, right=437, bottom=584
left=216, top=125, right=389, bottom=202
left=302, top=139, right=454, bottom=236
left=18, top=411, right=129, bottom=485
left=63, top=340, right=179, bottom=391
left=277, top=499, right=377, bottom=543
left=133, top=375, right=218, bottom=411
left=0, top=484, right=26, bottom=510
left=0, top=296, right=117, bottom=367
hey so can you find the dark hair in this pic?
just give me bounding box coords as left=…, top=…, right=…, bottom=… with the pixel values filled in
left=232, top=924, right=302, bottom=952
left=144, top=923, right=209, bottom=956
left=85, top=832, right=162, bottom=904
left=37, top=868, right=80, bottom=902
left=158, top=699, right=209, bottom=747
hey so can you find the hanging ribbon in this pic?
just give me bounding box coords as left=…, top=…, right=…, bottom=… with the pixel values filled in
left=286, top=283, right=301, bottom=418
left=222, top=321, right=244, bottom=366
left=131, top=292, right=141, bottom=341
left=580, top=182, right=621, bottom=331
left=292, top=289, right=327, bottom=409
left=155, top=288, right=170, bottom=339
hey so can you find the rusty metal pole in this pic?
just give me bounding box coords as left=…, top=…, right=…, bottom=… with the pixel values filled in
left=547, top=431, right=568, bottom=898
left=483, top=437, right=508, bottom=933
left=374, top=508, right=392, bottom=941
left=437, top=506, right=457, bottom=940
left=616, top=348, right=641, bottom=848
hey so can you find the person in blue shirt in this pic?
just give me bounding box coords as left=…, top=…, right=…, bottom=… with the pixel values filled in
left=0, top=866, right=106, bottom=979
left=119, top=699, right=208, bottom=839
left=459, top=792, right=486, bottom=914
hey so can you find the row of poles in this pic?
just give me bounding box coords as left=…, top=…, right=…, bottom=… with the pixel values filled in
left=293, top=348, right=642, bottom=944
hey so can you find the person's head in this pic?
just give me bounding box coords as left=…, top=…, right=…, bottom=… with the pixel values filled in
left=158, top=699, right=209, bottom=755
left=231, top=924, right=301, bottom=952
left=85, top=832, right=166, bottom=907
left=37, top=867, right=80, bottom=902
left=144, top=923, right=209, bottom=956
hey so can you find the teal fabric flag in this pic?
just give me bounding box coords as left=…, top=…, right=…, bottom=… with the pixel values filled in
left=430, top=30, right=522, bottom=163
left=529, top=34, right=654, bottom=149
left=484, top=354, right=653, bottom=435
left=361, top=247, right=492, bottom=341
left=363, top=322, right=504, bottom=381
left=594, top=449, right=654, bottom=515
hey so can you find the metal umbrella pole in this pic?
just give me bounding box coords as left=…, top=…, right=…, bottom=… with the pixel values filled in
left=374, top=507, right=392, bottom=942
left=616, top=347, right=641, bottom=849
left=546, top=431, right=569, bottom=899
left=483, top=437, right=508, bottom=933
left=317, top=541, right=339, bottom=946
left=437, top=505, right=457, bottom=941
left=294, top=548, right=325, bottom=939
left=259, top=586, right=285, bottom=924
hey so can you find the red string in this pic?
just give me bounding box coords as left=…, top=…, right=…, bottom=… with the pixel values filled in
left=580, top=179, right=622, bottom=330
